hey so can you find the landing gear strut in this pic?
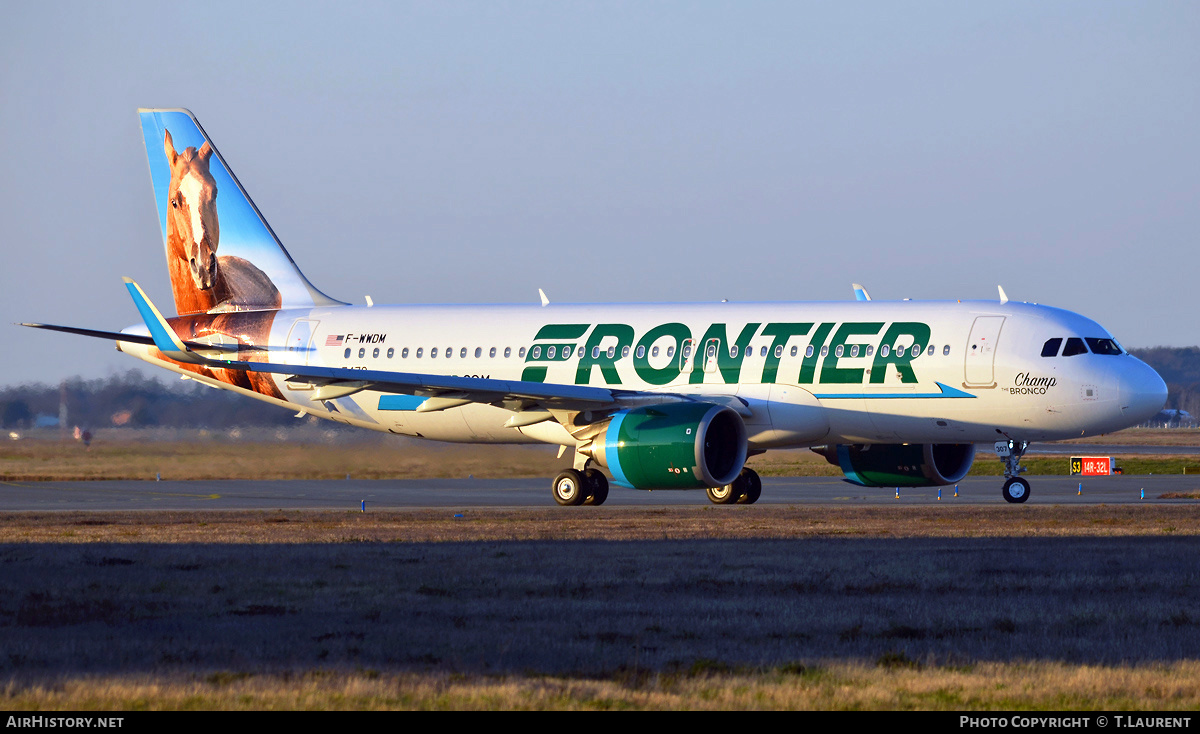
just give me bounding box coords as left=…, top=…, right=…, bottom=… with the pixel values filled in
left=707, top=468, right=762, bottom=505
left=995, top=439, right=1031, bottom=504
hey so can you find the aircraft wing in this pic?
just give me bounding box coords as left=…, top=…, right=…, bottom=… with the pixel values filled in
left=117, top=278, right=648, bottom=413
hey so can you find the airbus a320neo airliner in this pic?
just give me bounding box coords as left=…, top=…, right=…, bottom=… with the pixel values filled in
left=24, top=109, right=1168, bottom=506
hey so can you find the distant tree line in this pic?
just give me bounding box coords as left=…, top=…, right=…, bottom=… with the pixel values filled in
left=0, top=370, right=295, bottom=430
left=1, top=348, right=1197, bottom=431
left=1129, top=347, right=1200, bottom=419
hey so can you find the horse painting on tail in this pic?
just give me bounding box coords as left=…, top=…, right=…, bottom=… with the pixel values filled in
left=163, top=129, right=281, bottom=314
left=161, top=128, right=284, bottom=399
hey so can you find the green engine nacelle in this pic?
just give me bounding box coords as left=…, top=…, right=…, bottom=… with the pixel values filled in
left=815, top=443, right=975, bottom=487
left=588, top=402, right=748, bottom=490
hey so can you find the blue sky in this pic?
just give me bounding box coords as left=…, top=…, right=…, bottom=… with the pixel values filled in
left=1, top=1, right=1197, bottom=386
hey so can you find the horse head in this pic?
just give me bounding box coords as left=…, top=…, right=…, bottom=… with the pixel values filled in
left=164, top=129, right=220, bottom=291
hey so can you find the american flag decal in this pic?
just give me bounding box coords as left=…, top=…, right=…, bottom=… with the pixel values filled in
left=325, top=335, right=344, bottom=346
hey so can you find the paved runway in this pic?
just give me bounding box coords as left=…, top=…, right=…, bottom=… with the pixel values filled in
left=1, top=473, right=1197, bottom=511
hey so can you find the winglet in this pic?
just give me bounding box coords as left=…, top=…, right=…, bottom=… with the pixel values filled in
left=852, top=283, right=871, bottom=301
left=122, top=277, right=204, bottom=364
left=538, top=289, right=550, bottom=307
left=998, top=285, right=1009, bottom=305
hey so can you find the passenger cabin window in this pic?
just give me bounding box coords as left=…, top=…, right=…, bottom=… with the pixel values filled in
left=850, top=345, right=859, bottom=358
left=667, top=346, right=675, bottom=358
left=460, top=347, right=467, bottom=358
left=805, top=345, right=814, bottom=358
left=489, top=347, right=496, bottom=358
left=774, top=345, right=784, bottom=358
left=865, top=345, right=874, bottom=356
left=820, top=346, right=829, bottom=357
left=401, top=348, right=409, bottom=358
left=790, top=346, right=798, bottom=357
left=532, top=346, right=542, bottom=359
left=1041, top=338, right=1062, bottom=357
left=760, top=346, right=768, bottom=357
left=834, top=345, right=844, bottom=357
left=926, top=345, right=935, bottom=356
left=622, top=346, right=630, bottom=358
left=416, top=348, right=424, bottom=358
left=373, top=347, right=380, bottom=358
left=637, top=345, right=646, bottom=358
left=547, top=346, right=556, bottom=359
left=431, top=348, right=438, bottom=358
left=358, top=348, right=365, bottom=358
left=503, top=347, right=511, bottom=358
left=652, top=346, right=659, bottom=357
left=880, top=345, right=890, bottom=357
left=518, top=347, right=525, bottom=358
left=387, top=347, right=394, bottom=358
left=475, top=347, right=482, bottom=358
left=730, top=346, right=739, bottom=358
left=344, top=348, right=351, bottom=359
left=942, top=345, right=950, bottom=356
left=1062, top=337, right=1088, bottom=357
left=1086, top=338, right=1123, bottom=355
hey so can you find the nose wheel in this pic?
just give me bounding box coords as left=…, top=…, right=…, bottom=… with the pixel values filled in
left=1002, top=476, right=1030, bottom=503
left=995, top=439, right=1031, bottom=504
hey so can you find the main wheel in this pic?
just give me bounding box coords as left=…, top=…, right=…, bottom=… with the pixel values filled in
left=1002, top=476, right=1030, bottom=504
left=583, top=468, right=609, bottom=506
left=707, top=475, right=743, bottom=505
left=736, top=469, right=762, bottom=504
left=553, top=469, right=588, bottom=506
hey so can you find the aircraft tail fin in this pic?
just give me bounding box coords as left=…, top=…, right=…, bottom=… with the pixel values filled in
left=138, top=108, right=344, bottom=316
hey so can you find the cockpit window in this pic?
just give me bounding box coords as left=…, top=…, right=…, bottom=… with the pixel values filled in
left=1086, top=338, right=1123, bottom=355
left=1041, top=338, right=1062, bottom=358
left=1062, top=337, right=1088, bottom=357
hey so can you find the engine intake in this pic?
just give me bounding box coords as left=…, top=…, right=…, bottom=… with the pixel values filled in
left=587, top=402, right=748, bottom=489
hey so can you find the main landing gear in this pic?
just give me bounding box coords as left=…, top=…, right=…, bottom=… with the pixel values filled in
left=552, top=466, right=609, bottom=506
left=706, top=468, right=762, bottom=505
left=995, top=439, right=1030, bottom=504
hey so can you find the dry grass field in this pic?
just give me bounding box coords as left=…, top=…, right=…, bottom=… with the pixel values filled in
left=2, top=507, right=1200, bottom=710
left=2, top=426, right=1198, bottom=482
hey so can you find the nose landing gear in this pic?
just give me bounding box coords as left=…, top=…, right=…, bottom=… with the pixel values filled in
left=995, top=439, right=1031, bottom=504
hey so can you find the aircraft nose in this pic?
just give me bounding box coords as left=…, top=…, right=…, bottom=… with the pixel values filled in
left=1120, top=358, right=1168, bottom=424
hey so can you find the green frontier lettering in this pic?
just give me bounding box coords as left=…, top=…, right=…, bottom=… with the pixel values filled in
left=819, top=322, right=884, bottom=384
left=688, top=323, right=760, bottom=384
left=759, top=323, right=813, bottom=383
left=523, top=324, right=589, bottom=383
left=797, top=323, right=834, bottom=384
left=575, top=324, right=635, bottom=385
left=869, top=322, right=931, bottom=384
left=633, top=323, right=691, bottom=386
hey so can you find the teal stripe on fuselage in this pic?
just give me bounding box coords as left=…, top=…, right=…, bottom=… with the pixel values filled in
left=814, top=382, right=974, bottom=399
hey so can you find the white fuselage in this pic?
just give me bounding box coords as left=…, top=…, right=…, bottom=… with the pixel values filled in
left=119, top=298, right=1168, bottom=449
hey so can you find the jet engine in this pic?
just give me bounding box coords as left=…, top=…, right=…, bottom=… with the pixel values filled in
left=814, top=443, right=975, bottom=487
left=583, top=402, right=748, bottom=489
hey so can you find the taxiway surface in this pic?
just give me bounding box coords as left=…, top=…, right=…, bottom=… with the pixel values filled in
left=1, top=474, right=1197, bottom=511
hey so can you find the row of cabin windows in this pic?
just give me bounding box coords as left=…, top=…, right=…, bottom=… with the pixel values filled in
left=1041, top=337, right=1124, bottom=358
left=344, top=346, right=523, bottom=360
left=343, top=343, right=955, bottom=361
